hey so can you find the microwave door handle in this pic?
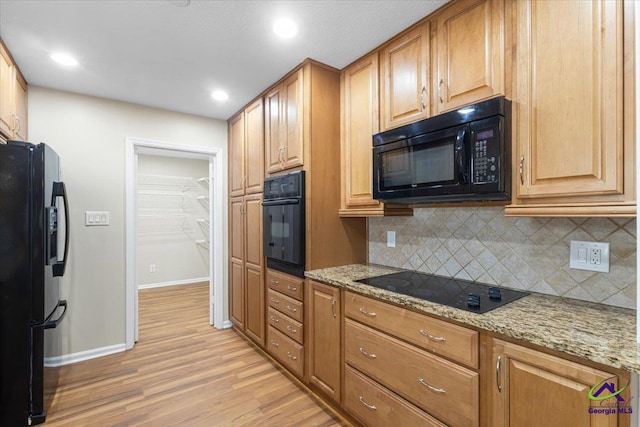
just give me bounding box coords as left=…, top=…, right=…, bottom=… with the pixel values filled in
left=455, top=130, right=467, bottom=184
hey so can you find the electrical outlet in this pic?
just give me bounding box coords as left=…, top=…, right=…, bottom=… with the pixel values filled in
left=149, top=264, right=156, bottom=273
left=569, top=241, right=609, bottom=273
left=387, top=231, right=396, bottom=248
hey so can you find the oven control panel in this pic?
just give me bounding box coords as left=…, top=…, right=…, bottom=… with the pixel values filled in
left=263, top=170, right=305, bottom=200
left=472, top=128, right=500, bottom=184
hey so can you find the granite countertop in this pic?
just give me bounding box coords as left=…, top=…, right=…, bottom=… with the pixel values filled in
left=305, top=264, right=640, bottom=373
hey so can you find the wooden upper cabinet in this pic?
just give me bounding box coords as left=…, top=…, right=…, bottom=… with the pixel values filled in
left=229, top=112, right=245, bottom=197
left=380, top=23, right=430, bottom=131
left=245, top=99, right=264, bottom=194
left=14, top=72, right=27, bottom=141
left=340, top=53, right=413, bottom=217
left=434, top=0, right=504, bottom=113
left=0, top=43, right=15, bottom=138
left=506, top=0, right=635, bottom=216
left=489, top=338, right=627, bottom=427
left=266, top=68, right=304, bottom=174
left=230, top=99, right=264, bottom=197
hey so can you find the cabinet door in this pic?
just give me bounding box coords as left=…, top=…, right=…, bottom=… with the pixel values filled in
left=281, top=68, right=304, bottom=170
left=380, top=23, right=430, bottom=130
left=490, top=339, right=623, bottom=427
left=0, top=44, right=14, bottom=138
left=14, top=71, right=27, bottom=141
left=229, top=198, right=245, bottom=328
left=245, top=98, right=264, bottom=194
left=229, top=112, right=245, bottom=197
left=341, top=53, right=381, bottom=211
left=435, top=0, right=504, bottom=113
left=265, top=85, right=283, bottom=174
left=307, top=280, right=341, bottom=403
left=244, top=264, right=264, bottom=345
left=514, top=0, right=623, bottom=199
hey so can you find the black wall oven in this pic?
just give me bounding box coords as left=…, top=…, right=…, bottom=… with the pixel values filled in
left=263, top=171, right=305, bottom=278
left=373, top=96, right=511, bottom=203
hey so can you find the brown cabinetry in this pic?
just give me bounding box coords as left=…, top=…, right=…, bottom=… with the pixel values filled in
left=344, top=291, right=479, bottom=427
left=489, top=338, right=629, bottom=427
left=0, top=40, right=27, bottom=141
left=339, top=52, right=412, bottom=217
left=229, top=194, right=264, bottom=346
left=380, top=23, right=430, bottom=131
left=229, top=99, right=264, bottom=197
left=433, top=0, right=505, bottom=113
left=266, top=268, right=305, bottom=378
left=307, top=280, right=341, bottom=403
left=265, top=68, right=304, bottom=174
left=505, top=0, right=635, bottom=216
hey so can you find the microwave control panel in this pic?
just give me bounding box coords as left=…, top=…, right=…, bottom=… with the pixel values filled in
left=472, top=128, right=499, bottom=184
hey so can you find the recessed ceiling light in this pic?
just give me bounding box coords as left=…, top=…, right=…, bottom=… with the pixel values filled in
left=168, top=0, right=190, bottom=6
left=50, top=52, right=78, bottom=67
left=211, top=90, right=229, bottom=102
left=273, top=18, right=297, bottom=39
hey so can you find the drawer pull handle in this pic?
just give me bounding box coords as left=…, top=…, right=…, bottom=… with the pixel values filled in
left=270, top=340, right=280, bottom=348
left=359, top=396, right=377, bottom=410
left=418, top=378, right=446, bottom=394
left=287, top=285, right=297, bottom=291
left=270, top=298, right=279, bottom=304
left=286, top=325, right=297, bottom=334
left=358, top=308, right=377, bottom=317
left=419, top=329, right=446, bottom=342
left=287, top=305, right=297, bottom=313
left=359, top=347, right=377, bottom=359
left=270, top=316, right=279, bottom=323
left=271, top=279, right=279, bottom=285
left=286, top=352, right=297, bottom=361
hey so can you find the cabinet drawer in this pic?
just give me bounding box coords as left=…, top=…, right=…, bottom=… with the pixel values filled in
left=345, top=291, right=478, bottom=368
left=268, top=307, right=303, bottom=344
left=267, top=326, right=304, bottom=377
left=266, top=269, right=304, bottom=300
left=345, top=365, right=446, bottom=427
left=345, top=319, right=478, bottom=427
left=268, top=289, right=304, bottom=322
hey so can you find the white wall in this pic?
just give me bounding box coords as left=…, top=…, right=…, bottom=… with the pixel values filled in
left=137, top=155, right=209, bottom=286
left=28, top=86, right=228, bottom=357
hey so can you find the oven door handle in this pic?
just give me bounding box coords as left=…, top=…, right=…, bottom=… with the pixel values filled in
left=262, top=199, right=301, bottom=206
left=455, top=129, right=468, bottom=184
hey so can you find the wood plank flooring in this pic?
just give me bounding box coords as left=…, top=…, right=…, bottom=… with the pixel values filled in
left=44, top=283, right=348, bottom=426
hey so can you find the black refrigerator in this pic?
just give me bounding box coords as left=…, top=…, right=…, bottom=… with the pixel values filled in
left=0, top=141, right=69, bottom=426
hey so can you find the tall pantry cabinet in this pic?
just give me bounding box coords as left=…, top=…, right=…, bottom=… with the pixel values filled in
left=228, top=99, right=265, bottom=346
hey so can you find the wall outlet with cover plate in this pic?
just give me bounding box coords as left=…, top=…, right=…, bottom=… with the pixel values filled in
left=569, top=240, right=610, bottom=273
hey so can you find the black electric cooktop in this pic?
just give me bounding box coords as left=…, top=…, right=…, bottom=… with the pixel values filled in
left=355, top=271, right=529, bottom=314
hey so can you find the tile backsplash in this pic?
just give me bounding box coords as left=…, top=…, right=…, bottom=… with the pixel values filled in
left=368, top=207, right=637, bottom=309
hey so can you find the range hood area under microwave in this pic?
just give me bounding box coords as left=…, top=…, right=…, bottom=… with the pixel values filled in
left=372, top=97, right=511, bottom=204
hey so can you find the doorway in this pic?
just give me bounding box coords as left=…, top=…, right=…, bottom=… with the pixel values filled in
left=125, top=137, right=229, bottom=350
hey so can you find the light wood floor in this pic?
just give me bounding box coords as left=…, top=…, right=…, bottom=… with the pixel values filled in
left=44, top=283, right=347, bottom=426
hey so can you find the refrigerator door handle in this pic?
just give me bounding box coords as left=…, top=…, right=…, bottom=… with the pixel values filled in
left=51, top=182, right=69, bottom=277
left=32, top=300, right=68, bottom=329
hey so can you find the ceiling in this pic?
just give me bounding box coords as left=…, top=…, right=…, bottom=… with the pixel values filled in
left=0, top=0, right=448, bottom=121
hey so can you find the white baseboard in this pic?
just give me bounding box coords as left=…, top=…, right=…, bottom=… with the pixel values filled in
left=44, top=343, right=126, bottom=367
left=138, top=277, right=209, bottom=290
left=220, top=320, right=233, bottom=329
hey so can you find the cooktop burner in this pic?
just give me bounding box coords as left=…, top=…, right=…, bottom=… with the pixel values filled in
left=355, top=271, right=529, bottom=314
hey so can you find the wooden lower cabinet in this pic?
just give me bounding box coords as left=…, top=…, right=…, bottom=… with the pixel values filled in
left=489, top=338, right=630, bottom=427
left=344, top=365, right=445, bottom=427
left=244, top=265, right=264, bottom=344
left=307, top=280, right=341, bottom=403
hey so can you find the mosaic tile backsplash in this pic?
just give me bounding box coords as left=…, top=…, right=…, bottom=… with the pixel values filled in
left=368, top=207, right=637, bottom=309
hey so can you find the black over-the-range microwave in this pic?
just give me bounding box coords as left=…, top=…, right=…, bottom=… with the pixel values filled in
left=373, top=96, right=511, bottom=204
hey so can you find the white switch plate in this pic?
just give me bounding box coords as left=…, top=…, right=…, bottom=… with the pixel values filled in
left=85, top=211, right=110, bottom=226
left=387, top=231, right=396, bottom=248
left=569, top=240, right=609, bottom=273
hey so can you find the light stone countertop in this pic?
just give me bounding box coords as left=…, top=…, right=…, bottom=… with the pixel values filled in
left=305, top=264, right=640, bottom=373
